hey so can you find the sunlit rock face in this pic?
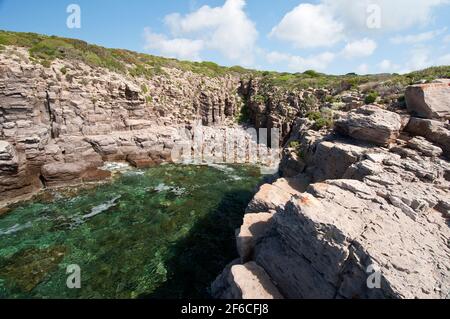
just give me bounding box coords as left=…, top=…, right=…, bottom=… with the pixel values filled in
left=213, top=90, right=450, bottom=300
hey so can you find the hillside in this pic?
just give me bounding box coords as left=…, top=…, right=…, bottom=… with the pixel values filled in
left=0, top=30, right=449, bottom=300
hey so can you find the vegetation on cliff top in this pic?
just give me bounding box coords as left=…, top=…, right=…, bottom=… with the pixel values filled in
left=1, top=30, right=449, bottom=87
left=0, top=30, right=251, bottom=78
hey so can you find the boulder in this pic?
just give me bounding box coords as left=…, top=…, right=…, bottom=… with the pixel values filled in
left=41, top=162, right=109, bottom=187
left=335, top=105, right=402, bottom=146
left=41, top=163, right=86, bottom=186
left=246, top=178, right=301, bottom=214
left=405, top=82, right=450, bottom=120
left=313, top=140, right=370, bottom=182
left=406, top=117, right=450, bottom=158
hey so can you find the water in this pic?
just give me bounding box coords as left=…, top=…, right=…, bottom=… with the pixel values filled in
left=0, top=164, right=263, bottom=299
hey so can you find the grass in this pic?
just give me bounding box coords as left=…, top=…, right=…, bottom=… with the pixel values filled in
left=1, top=29, right=449, bottom=88
left=0, top=30, right=254, bottom=79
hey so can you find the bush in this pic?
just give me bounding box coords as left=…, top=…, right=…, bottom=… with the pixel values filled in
left=364, top=91, right=379, bottom=104
left=306, top=111, right=333, bottom=130
left=303, top=70, right=321, bottom=78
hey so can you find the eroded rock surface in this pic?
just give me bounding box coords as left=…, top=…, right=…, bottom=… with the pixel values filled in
left=406, top=82, right=450, bottom=120
left=213, top=100, right=450, bottom=299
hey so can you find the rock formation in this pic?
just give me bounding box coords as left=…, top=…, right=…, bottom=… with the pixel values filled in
left=212, top=81, right=450, bottom=300
left=1, top=34, right=449, bottom=300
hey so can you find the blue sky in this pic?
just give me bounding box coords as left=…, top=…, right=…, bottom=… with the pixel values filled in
left=0, top=0, right=449, bottom=74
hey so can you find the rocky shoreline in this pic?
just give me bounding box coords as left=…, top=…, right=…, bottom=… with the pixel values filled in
left=212, top=81, right=450, bottom=299
left=1, top=38, right=449, bottom=299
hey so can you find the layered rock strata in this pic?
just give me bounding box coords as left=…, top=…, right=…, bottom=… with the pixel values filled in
left=212, top=87, right=450, bottom=299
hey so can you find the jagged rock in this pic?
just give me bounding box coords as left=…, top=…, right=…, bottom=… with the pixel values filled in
left=406, top=82, right=450, bottom=120
left=313, top=139, right=370, bottom=182
left=246, top=178, right=301, bottom=214
left=405, top=117, right=450, bottom=158
left=236, top=213, right=273, bottom=263
left=279, top=148, right=305, bottom=178
left=211, top=261, right=283, bottom=299
left=406, top=136, right=443, bottom=157
left=335, top=105, right=403, bottom=146
left=217, top=117, right=450, bottom=299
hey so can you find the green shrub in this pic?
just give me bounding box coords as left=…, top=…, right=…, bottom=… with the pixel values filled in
left=253, top=94, right=266, bottom=104
left=303, top=70, right=321, bottom=78
left=141, top=84, right=148, bottom=94
left=306, top=111, right=333, bottom=130
left=306, top=111, right=322, bottom=121
left=364, top=91, right=379, bottom=104
left=60, top=66, right=68, bottom=74
left=237, top=100, right=250, bottom=124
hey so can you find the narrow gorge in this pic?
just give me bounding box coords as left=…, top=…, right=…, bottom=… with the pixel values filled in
left=0, top=31, right=449, bottom=299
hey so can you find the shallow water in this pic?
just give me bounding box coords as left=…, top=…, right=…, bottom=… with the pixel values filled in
left=0, top=164, right=262, bottom=299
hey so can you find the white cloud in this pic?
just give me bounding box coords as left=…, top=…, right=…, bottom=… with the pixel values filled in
left=156, top=0, right=258, bottom=65
left=269, top=3, right=344, bottom=49
left=377, top=59, right=401, bottom=72
left=356, top=64, right=370, bottom=74
left=266, top=51, right=335, bottom=72
left=390, top=28, right=447, bottom=45
left=444, top=35, right=450, bottom=43
left=324, top=0, right=449, bottom=33
left=143, top=28, right=204, bottom=61
left=341, top=38, right=377, bottom=58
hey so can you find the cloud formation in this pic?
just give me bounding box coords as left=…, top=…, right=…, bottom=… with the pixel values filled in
left=390, top=28, right=447, bottom=45
left=266, top=51, right=335, bottom=72
left=269, top=4, right=344, bottom=49
left=341, top=38, right=378, bottom=59
left=144, top=0, right=257, bottom=65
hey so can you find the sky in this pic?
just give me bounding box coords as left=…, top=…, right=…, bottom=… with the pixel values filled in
left=0, top=0, right=449, bottom=75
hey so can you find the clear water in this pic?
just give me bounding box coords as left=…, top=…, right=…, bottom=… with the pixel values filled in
left=0, top=164, right=262, bottom=299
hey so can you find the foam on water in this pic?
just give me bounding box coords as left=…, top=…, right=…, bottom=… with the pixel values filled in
left=82, top=196, right=121, bottom=219
left=0, top=222, right=33, bottom=236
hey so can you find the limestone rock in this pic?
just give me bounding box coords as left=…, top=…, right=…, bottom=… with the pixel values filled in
left=406, top=136, right=443, bottom=157
left=246, top=178, right=301, bottom=214
left=406, top=82, right=450, bottom=120
left=211, top=261, right=283, bottom=299
left=236, top=213, right=273, bottom=263
left=406, top=117, right=450, bottom=158
left=335, top=105, right=402, bottom=146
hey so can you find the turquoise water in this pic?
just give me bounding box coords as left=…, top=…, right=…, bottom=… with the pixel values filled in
left=0, top=164, right=262, bottom=299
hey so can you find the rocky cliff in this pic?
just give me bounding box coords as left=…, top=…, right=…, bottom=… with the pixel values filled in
left=212, top=81, right=450, bottom=299
left=1, top=31, right=449, bottom=300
